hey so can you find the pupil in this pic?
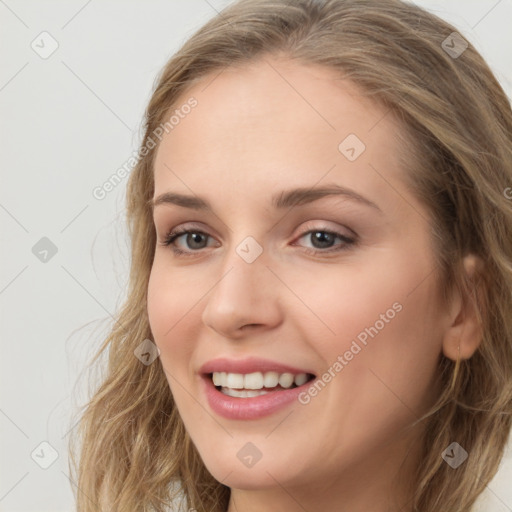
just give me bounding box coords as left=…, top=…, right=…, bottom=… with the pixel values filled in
left=313, top=231, right=333, bottom=248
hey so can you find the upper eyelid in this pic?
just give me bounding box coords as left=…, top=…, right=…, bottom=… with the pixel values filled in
left=159, top=219, right=354, bottom=234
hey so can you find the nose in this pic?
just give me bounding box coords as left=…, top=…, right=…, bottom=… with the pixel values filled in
left=201, top=246, right=284, bottom=339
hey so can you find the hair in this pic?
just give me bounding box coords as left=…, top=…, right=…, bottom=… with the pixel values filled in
left=69, top=0, right=512, bottom=510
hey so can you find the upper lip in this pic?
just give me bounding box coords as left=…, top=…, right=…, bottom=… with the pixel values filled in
left=199, top=357, right=315, bottom=376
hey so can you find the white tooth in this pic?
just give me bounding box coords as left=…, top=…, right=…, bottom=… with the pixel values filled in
left=294, top=373, right=308, bottom=386
left=244, top=372, right=264, bottom=389
left=214, top=371, right=306, bottom=390
left=222, top=387, right=241, bottom=398
left=245, top=389, right=268, bottom=397
left=279, top=373, right=294, bottom=388
left=263, top=371, right=279, bottom=388
left=221, top=387, right=270, bottom=398
left=226, top=373, right=244, bottom=389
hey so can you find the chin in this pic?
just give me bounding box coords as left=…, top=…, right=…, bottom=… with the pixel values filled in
left=194, top=437, right=312, bottom=491
left=206, top=460, right=285, bottom=490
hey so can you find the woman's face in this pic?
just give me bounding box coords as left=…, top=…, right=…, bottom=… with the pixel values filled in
left=147, top=56, right=448, bottom=496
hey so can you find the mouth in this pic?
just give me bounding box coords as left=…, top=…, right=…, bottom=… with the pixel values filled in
left=198, top=357, right=318, bottom=419
left=208, top=371, right=316, bottom=398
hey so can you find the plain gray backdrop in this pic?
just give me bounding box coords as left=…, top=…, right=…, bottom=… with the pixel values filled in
left=1, top=1, right=511, bottom=511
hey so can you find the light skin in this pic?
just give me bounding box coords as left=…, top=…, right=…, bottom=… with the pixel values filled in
left=147, top=55, right=482, bottom=512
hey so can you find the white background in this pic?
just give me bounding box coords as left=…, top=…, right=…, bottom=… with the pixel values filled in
left=1, top=1, right=511, bottom=511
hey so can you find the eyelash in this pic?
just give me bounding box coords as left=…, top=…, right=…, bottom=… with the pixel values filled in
left=159, top=225, right=357, bottom=258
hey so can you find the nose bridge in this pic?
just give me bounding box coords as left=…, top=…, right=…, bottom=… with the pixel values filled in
left=210, top=236, right=267, bottom=309
left=217, top=214, right=269, bottom=282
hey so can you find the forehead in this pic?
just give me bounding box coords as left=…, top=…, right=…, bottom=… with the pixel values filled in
left=153, top=56, right=410, bottom=213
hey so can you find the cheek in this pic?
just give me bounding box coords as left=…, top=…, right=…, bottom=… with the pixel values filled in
left=147, top=262, right=200, bottom=382
left=290, top=251, right=443, bottom=412
left=147, top=257, right=209, bottom=339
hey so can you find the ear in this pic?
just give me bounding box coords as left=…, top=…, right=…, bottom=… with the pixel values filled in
left=442, top=254, right=485, bottom=361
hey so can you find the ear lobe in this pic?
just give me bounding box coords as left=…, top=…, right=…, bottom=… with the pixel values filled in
left=441, top=254, right=485, bottom=362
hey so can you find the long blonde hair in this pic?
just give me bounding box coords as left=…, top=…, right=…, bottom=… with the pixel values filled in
left=69, top=0, right=512, bottom=510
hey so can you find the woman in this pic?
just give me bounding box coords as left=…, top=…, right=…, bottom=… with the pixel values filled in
left=70, top=0, right=512, bottom=511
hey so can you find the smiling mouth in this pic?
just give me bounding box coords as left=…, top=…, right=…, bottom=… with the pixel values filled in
left=209, top=371, right=316, bottom=398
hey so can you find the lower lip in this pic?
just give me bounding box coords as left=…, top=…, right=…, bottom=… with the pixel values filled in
left=201, top=374, right=312, bottom=420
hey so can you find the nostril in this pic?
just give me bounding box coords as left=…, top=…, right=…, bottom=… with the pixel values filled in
left=241, top=324, right=260, bottom=330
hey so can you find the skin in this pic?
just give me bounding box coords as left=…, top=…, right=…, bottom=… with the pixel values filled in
left=147, top=55, right=482, bottom=512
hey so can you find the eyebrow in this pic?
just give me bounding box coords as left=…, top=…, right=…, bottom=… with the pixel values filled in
left=150, top=184, right=382, bottom=213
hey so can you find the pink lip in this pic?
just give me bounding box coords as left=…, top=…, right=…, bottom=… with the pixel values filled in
left=200, top=374, right=314, bottom=420
left=198, top=357, right=316, bottom=421
left=198, top=356, right=314, bottom=376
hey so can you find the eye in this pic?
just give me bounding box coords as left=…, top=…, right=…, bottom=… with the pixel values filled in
left=160, top=228, right=215, bottom=257
left=293, top=227, right=356, bottom=255
left=158, top=225, right=357, bottom=258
